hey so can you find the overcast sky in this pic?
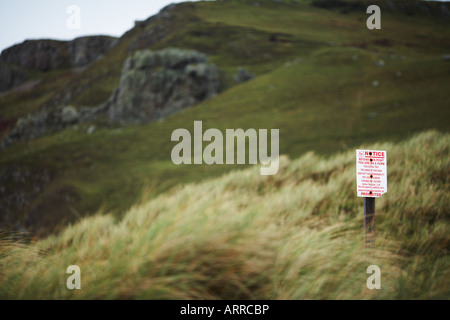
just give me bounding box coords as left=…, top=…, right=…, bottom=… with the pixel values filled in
left=0, top=0, right=200, bottom=53
left=1, top=0, right=448, bottom=54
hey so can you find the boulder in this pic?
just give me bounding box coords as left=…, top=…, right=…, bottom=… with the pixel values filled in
left=61, top=106, right=79, bottom=124
left=109, top=48, right=220, bottom=124
left=234, top=67, right=254, bottom=84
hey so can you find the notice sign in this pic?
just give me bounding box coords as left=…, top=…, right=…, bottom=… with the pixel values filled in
left=356, top=149, right=387, bottom=198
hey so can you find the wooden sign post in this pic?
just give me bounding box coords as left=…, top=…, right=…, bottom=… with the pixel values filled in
left=364, top=197, right=375, bottom=248
left=356, top=150, right=387, bottom=248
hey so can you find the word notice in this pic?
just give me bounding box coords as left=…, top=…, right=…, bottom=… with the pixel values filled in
left=356, top=149, right=387, bottom=198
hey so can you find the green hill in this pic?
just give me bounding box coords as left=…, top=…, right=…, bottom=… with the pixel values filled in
left=0, top=0, right=449, bottom=240
left=1, top=131, right=448, bottom=299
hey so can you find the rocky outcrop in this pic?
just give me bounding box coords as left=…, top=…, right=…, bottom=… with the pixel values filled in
left=108, top=48, right=220, bottom=124
left=68, top=36, right=118, bottom=67
left=0, top=36, right=118, bottom=72
left=0, top=48, right=217, bottom=137
left=1, top=48, right=220, bottom=146
left=0, top=36, right=117, bottom=94
left=1, top=104, right=108, bottom=147
left=0, top=40, right=66, bottom=71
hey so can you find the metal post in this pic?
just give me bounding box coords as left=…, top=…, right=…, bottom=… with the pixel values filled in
left=364, top=197, right=375, bottom=248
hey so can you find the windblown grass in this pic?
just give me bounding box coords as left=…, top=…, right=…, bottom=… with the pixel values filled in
left=0, top=130, right=448, bottom=299
left=2, top=0, right=449, bottom=238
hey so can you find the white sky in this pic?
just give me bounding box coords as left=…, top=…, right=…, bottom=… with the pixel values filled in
left=0, top=0, right=200, bottom=53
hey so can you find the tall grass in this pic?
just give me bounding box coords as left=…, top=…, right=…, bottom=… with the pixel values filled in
left=0, top=130, right=448, bottom=299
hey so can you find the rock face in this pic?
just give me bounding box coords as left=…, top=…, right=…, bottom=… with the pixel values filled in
left=68, top=36, right=118, bottom=67
left=109, top=48, right=220, bottom=124
left=0, top=36, right=117, bottom=72
left=0, top=40, right=65, bottom=71
left=0, top=40, right=64, bottom=71
left=0, top=36, right=117, bottom=94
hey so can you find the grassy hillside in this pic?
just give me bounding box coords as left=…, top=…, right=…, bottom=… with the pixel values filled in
left=0, top=1, right=449, bottom=238
left=0, top=131, right=448, bottom=299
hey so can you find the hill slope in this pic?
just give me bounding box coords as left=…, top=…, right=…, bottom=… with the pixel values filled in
left=0, top=0, right=449, bottom=238
left=1, top=131, right=448, bottom=299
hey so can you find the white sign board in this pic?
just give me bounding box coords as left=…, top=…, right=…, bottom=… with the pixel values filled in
left=356, top=149, right=387, bottom=198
